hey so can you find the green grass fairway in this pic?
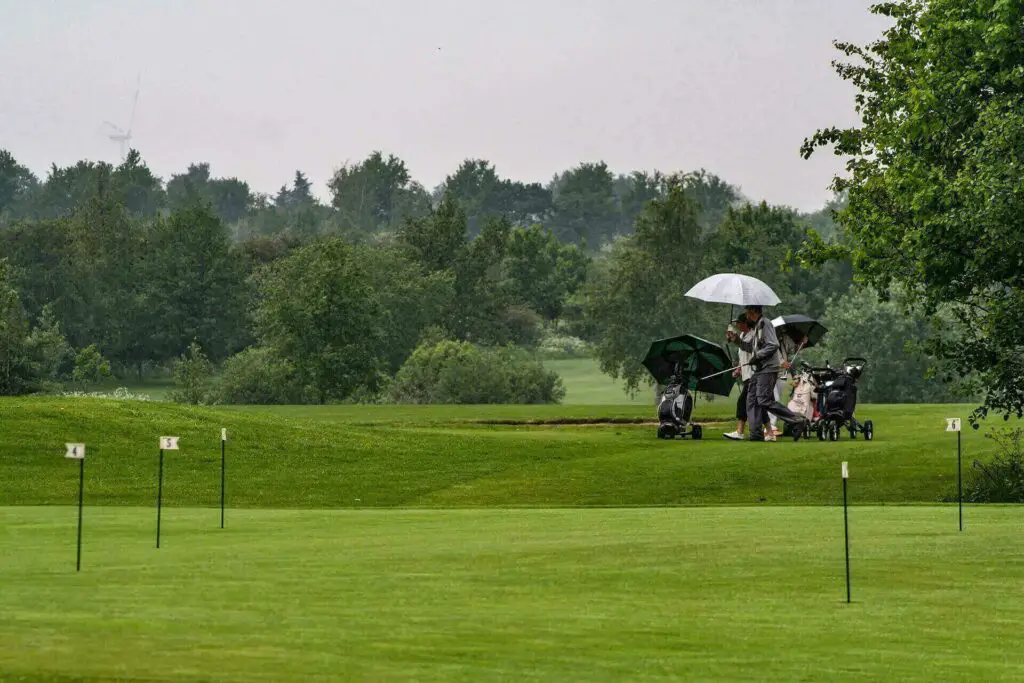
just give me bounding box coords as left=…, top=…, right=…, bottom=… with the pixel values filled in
left=542, top=358, right=653, bottom=405
left=3, top=506, right=1023, bottom=682
left=0, top=399, right=996, bottom=507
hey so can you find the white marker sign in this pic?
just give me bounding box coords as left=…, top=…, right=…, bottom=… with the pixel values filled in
left=841, top=461, right=849, bottom=479
left=65, top=443, right=85, bottom=460
left=160, top=436, right=180, bottom=450
left=946, top=418, right=962, bottom=432
left=221, top=428, right=227, bottom=442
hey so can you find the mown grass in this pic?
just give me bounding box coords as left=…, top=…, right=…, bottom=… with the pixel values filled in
left=0, top=398, right=994, bottom=508
left=541, top=357, right=652, bottom=405
left=3, top=506, right=1023, bottom=682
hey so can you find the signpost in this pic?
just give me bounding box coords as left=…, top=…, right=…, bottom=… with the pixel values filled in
left=947, top=418, right=963, bottom=531
left=220, top=428, right=227, bottom=529
left=65, top=443, right=85, bottom=571
left=842, top=461, right=851, bottom=604
left=156, top=437, right=179, bottom=548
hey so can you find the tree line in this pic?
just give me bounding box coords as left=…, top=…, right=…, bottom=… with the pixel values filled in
left=0, top=147, right=957, bottom=404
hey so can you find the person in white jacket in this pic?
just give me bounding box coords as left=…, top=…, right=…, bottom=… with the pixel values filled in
left=724, top=315, right=755, bottom=440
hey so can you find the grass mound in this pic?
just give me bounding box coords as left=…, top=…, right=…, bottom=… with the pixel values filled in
left=0, top=398, right=993, bottom=508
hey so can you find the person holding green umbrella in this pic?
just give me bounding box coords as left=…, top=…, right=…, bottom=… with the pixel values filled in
left=727, top=305, right=808, bottom=442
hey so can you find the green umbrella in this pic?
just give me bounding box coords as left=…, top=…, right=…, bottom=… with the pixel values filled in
left=642, top=334, right=734, bottom=397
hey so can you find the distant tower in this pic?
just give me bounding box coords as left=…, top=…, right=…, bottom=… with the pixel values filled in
left=103, top=75, right=140, bottom=161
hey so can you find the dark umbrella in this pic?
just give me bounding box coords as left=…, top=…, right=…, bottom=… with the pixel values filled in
left=771, top=314, right=829, bottom=348
left=642, top=334, right=734, bottom=397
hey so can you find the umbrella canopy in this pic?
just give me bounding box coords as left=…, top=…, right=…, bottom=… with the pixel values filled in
left=684, top=273, right=781, bottom=306
left=642, top=334, right=734, bottom=397
left=771, top=314, right=828, bottom=348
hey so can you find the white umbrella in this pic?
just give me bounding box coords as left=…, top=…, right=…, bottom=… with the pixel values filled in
left=684, top=273, right=781, bottom=306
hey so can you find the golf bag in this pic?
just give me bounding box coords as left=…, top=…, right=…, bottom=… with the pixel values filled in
left=823, top=372, right=857, bottom=419
left=810, top=357, right=874, bottom=441
left=657, top=382, right=701, bottom=440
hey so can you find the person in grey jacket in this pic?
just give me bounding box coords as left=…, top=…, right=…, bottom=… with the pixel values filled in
left=727, top=305, right=808, bottom=441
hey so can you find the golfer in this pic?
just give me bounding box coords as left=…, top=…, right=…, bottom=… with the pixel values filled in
left=728, top=305, right=808, bottom=441
left=724, top=314, right=755, bottom=441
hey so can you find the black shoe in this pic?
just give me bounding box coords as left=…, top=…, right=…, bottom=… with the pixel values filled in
left=793, top=419, right=808, bottom=442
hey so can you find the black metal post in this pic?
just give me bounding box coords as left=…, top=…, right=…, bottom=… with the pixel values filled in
left=220, top=438, right=226, bottom=529
left=958, top=430, right=963, bottom=532
left=76, top=458, right=84, bottom=572
left=156, top=449, right=164, bottom=548
left=843, top=476, right=851, bottom=604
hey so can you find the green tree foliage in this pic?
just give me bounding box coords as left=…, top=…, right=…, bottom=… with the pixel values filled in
left=398, top=194, right=526, bottom=345
left=680, top=169, right=742, bottom=233
left=388, top=338, right=565, bottom=404
left=112, top=150, right=165, bottom=217
left=501, top=225, right=590, bottom=320
left=705, top=202, right=851, bottom=318
left=25, top=304, right=73, bottom=383
left=0, top=149, right=39, bottom=222
left=0, top=259, right=34, bottom=395
left=0, top=219, right=70, bottom=322
left=169, top=341, right=213, bottom=405
left=143, top=202, right=248, bottom=362
left=802, top=288, right=957, bottom=404
left=964, top=429, right=1024, bottom=503
left=356, top=244, right=454, bottom=374
left=583, top=176, right=716, bottom=393
left=72, top=344, right=111, bottom=391
left=209, top=346, right=307, bottom=405
left=59, top=181, right=148, bottom=372
left=801, top=0, right=1024, bottom=423
left=167, top=163, right=253, bottom=224
left=440, top=159, right=553, bottom=234
left=548, top=162, right=619, bottom=246
left=253, top=238, right=387, bottom=402
left=240, top=171, right=330, bottom=240
left=328, top=152, right=428, bottom=235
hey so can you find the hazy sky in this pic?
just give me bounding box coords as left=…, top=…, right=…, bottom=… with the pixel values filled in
left=0, top=0, right=889, bottom=211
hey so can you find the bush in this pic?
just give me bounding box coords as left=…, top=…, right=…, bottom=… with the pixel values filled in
left=209, top=346, right=309, bottom=405
left=72, top=344, right=111, bottom=392
left=964, top=429, right=1024, bottom=503
left=537, top=328, right=592, bottom=359
left=389, top=339, right=565, bottom=404
left=169, top=342, right=213, bottom=404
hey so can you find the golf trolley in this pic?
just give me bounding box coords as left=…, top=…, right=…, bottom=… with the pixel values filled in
left=644, top=334, right=733, bottom=441
left=657, top=379, right=702, bottom=440
left=806, top=357, right=874, bottom=442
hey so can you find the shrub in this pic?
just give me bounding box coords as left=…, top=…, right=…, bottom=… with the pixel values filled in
left=537, top=329, right=592, bottom=359
left=72, top=344, right=111, bottom=392
left=389, top=339, right=565, bottom=404
left=964, top=429, right=1024, bottom=503
left=209, top=346, right=308, bottom=405
left=169, top=342, right=213, bottom=405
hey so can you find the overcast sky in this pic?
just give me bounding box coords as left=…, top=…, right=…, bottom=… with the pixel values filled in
left=0, top=0, right=889, bottom=211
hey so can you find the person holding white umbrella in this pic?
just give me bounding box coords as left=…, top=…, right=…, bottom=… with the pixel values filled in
left=727, top=305, right=808, bottom=441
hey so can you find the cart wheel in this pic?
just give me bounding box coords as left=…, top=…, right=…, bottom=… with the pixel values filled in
left=657, top=424, right=671, bottom=439
left=849, top=426, right=858, bottom=440
left=864, top=420, right=874, bottom=441
left=817, top=423, right=826, bottom=441
left=829, top=423, right=840, bottom=442
left=691, top=425, right=703, bottom=440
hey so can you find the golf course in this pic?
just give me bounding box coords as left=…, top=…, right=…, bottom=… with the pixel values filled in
left=6, top=0, right=1024, bottom=680
left=3, top=392, right=1023, bottom=682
